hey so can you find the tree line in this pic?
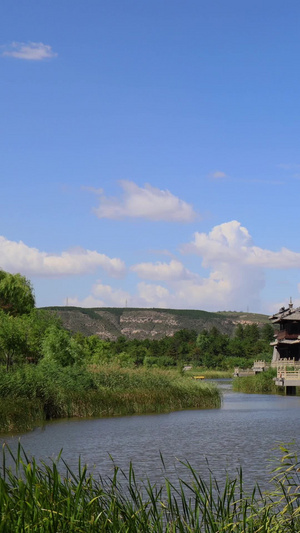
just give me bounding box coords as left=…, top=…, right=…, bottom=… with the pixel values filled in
left=0, top=270, right=274, bottom=370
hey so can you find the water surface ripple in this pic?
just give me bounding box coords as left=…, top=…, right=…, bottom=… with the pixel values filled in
left=1, top=380, right=299, bottom=489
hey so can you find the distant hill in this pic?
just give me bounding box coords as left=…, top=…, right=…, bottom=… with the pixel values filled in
left=42, top=306, right=270, bottom=340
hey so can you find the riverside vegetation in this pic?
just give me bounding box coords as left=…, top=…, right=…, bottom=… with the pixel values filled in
left=232, top=368, right=278, bottom=395
left=0, top=271, right=297, bottom=531
left=0, top=443, right=299, bottom=532
left=0, top=269, right=275, bottom=432
left=0, top=364, right=221, bottom=433
left=0, top=270, right=221, bottom=433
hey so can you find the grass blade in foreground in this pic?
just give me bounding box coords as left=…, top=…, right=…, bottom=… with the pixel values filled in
left=0, top=443, right=299, bottom=531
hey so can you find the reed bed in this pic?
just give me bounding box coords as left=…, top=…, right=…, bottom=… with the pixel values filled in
left=0, top=399, right=44, bottom=434
left=232, top=370, right=277, bottom=394
left=0, top=364, right=221, bottom=433
left=0, top=443, right=299, bottom=532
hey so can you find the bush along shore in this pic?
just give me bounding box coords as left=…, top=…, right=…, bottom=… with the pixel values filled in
left=232, top=368, right=278, bottom=394
left=0, top=443, right=299, bottom=532
left=0, top=363, right=221, bottom=433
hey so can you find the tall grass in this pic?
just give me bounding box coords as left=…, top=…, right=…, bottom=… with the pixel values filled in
left=0, top=363, right=221, bottom=433
left=0, top=443, right=299, bottom=531
left=0, top=399, right=44, bottom=433
left=232, top=369, right=277, bottom=394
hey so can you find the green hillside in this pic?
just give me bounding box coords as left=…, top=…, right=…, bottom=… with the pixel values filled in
left=42, top=306, right=270, bottom=340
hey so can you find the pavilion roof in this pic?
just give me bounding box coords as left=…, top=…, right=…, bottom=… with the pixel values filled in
left=270, top=306, right=300, bottom=323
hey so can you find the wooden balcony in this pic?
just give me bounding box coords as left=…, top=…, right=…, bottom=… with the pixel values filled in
left=276, top=330, right=300, bottom=341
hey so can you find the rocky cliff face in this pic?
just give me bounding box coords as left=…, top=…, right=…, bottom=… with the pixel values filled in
left=43, top=306, right=268, bottom=340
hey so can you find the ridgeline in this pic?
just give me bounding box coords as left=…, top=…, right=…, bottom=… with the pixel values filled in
left=42, top=306, right=269, bottom=340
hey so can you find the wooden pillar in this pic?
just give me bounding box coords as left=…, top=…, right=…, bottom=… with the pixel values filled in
left=285, top=386, right=296, bottom=396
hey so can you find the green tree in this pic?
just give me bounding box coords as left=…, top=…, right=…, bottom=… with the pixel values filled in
left=41, top=326, right=84, bottom=367
left=196, top=330, right=210, bottom=352
left=261, top=323, right=275, bottom=343
left=0, top=270, right=35, bottom=316
left=0, top=311, right=27, bottom=370
left=234, top=323, right=244, bottom=340
left=244, top=324, right=260, bottom=343
left=228, top=337, right=246, bottom=358
left=21, top=309, right=62, bottom=363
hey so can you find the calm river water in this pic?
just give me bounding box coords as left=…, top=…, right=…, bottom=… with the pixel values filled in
left=1, top=380, right=300, bottom=489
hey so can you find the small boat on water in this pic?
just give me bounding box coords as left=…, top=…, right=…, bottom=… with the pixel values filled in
left=193, top=375, right=205, bottom=380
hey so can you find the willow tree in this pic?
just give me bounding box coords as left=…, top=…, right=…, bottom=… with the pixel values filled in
left=0, top=270, right=35, bottom=316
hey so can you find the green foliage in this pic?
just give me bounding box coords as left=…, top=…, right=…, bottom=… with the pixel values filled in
left=233, top=368, right=277, bottom=394
left=194, top=324, right=274, bottom=368
left=0, top=399, right=44, bottom=433
left=0, top=363, right=221, bottom=431
left=0, top=270, right=35, bottom=316
left=0, top=310, right=27, bottom=369
left=0, top=297, right=275, bottom=372
left=41, top=326, right=85, bottom=366
left=261, top=322, right=276, bottom=343
left=0, top=308, right=62, bottom=369
left=0, top=443, right=299, bottom=532
left=0, top=269, right=275, bottom=374
left=144, top=355, right=176, bottom=368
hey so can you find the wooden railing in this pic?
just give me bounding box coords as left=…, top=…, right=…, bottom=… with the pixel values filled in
left=276, top=359, right=300, bottom=370
left=253, top=360, right=267, bottom=367
left=277, top=369, right=300, bottom=380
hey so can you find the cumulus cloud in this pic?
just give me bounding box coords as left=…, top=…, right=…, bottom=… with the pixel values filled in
left=0, top=236, right=125, bottom=278
left=2, top=42, right=57, bottom=60
left=112, top=220, right=300, bottom=311
left=131, top=259, right=196, bottom=281
left=135, top=277, right=232, bottom=310
left=137, top=282, right=170, bottom=307
left=69, top=282, right=130, bottom=308
left=69, top=281, right=171, bottom=309
left=183, top=220, right=300, bottom=270
left=93, top=180, right=197, bottom=222
left=178, top=219, right=300, bottom=310
left=183, top=221, right=252, bottom=266
left=67, top=220, right=300, bottom=312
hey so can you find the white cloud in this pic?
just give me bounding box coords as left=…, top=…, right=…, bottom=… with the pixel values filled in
left=69, top=281, right=170, bottom=309
left=93, top=180, right=197, bottom=222
left=67, top=220, right=300, bottom=312
left=2, top=42, right=57, bottom=61
left=137, top=282, right=170, bottom=307
left=131, top=259, right=196, bottom=281
left=92, top=282, right=130, bottom=305
left=69, top=282, right=131, bottom=308
left=209, top=171, right=228, bottom=179
left=178, top=219, right=300, bottom=310
left=183, top=221, right=252, bottom=266
left=135, top=277, right=232, bottom=310
left=0, top=236, right=125, bottom=278
left=183, top=220, right=300, bottom=270
left=67, top=295, right=106, bottom=308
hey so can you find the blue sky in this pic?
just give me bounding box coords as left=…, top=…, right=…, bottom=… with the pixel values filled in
left=1, top=0, right=300, bottom=314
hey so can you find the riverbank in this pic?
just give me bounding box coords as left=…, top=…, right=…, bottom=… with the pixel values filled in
left=0, top=363, right=221, bottom=433
left=1, top=443, right=299, bottom=532
left=232, top=369, right=278, bottom=394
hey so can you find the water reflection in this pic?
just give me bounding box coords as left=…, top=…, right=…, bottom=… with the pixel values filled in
left=1, top=380, right=299, bottom=490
